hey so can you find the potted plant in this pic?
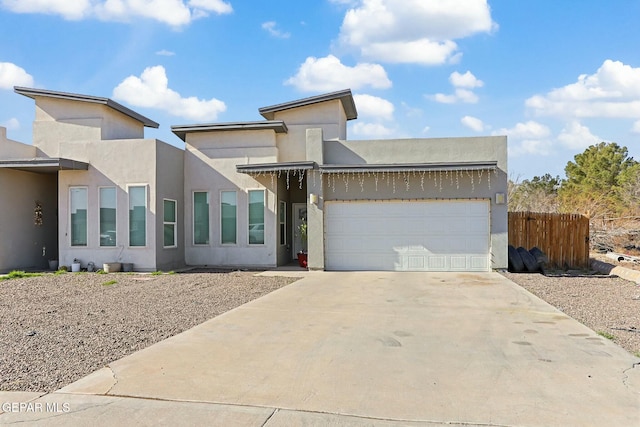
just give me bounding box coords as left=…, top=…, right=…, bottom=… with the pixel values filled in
left=297, top=221, right=308, bottom=268
left=71, top=258, right=81, bottom=272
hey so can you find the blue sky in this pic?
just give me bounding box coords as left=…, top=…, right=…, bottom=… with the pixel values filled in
left=1, top=0, right=640, bottom=180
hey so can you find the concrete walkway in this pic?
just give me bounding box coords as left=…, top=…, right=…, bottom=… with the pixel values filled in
left=1, top=272, right=638, bottom=426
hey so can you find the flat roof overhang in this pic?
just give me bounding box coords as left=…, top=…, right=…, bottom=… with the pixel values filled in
left=236, top=161, right=316, bottom=174
left=14, top=86, right=159, bottom=128
left=318, top=161, right=498, bottom=174
left=0, top=158, right=89, bottom=174
left=172, top=121, right=288, bottom=142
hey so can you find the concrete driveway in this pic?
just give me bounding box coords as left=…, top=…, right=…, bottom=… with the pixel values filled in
left=1, top=272, right=638, bottom=426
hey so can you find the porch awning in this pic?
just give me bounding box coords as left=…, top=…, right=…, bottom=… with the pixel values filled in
left=236, top=161, right=317, bottom=174
left=318, top=161, right=498, bottom=174
left=0, top=158, right=89, bottom=174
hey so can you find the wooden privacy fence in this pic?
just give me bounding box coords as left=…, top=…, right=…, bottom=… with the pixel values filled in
left=508, top=212, right=590, bottom=268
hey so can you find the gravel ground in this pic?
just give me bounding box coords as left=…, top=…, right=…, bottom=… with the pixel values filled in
left=503, top=271, right=640, bottom=357
left=0, top=270, right=296, bottom=393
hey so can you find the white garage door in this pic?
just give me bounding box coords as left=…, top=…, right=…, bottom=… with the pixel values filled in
left=325, top=200, right=490, bottom=271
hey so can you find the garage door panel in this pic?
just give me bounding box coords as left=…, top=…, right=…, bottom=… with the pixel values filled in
left=325, top=200, right=490, bottom=272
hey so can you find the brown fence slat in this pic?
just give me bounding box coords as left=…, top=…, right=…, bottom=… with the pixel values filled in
left=508, top=211, right=590, bottom=268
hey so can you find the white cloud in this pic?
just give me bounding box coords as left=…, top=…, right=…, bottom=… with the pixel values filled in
left=450, top=71, right=483, bottom=88
left=285, top=55, right=392, bottom=92
left=557, top=121, right=601, bottom=150
left=353, top=94, right=394, bottom=121
left=337, top=0, right=495, bottom=65
left=113, top=65, right=226, bottom=121
left=429, top=71, right=482, bottom=104
left=526, top=60, right=640, bottom=119
left=362, top=39, right=460, bottom=66
left=262, top=21, right=290, bottom=39
left=461, top=115, right=484, bottom=132
left=351, top=122, right=394, bottom=138
left=1, top=0, right=232, bottom=26
left=0, top=62, right=34, bottom=89
left=494, top=121, right=552, bottom=156
left=2, top=117, right=20, bottom=130
left=0, top=0, right=90, bottom=20
left=632, top=120, right=640, bottom=134
left=156, top=49, right=176, bottom=56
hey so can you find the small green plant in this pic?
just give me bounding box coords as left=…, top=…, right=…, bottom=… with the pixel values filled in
left=634, top=351, right=640, bottom=358
left=96, top=269, right=107, bottom=274
left=151, top=271, right=163, bottom=275
left=167, top=271, right=175, bottom=275
left=102, top=280, right=117, bottom=286
left=0, top=270, right=43, bottom=280
left=54, top=269, right=66, bottom=275
left=597, top=331, right=615, bottom=340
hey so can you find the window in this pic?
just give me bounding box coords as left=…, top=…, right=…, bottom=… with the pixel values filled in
left=220, top=191, right=237, bottom=244
left=279, top=201, right=286, bottom=245
left=70, top=187, right=87, bottom=246
left=99, top=187, right=116, bottom=247
left=164, top=199, right=177, bottom=248
left=129, top=186, right=146, bottom=247
left=248, top=190, right=265, bottom=245
left=193, top=192, right=209, bottom=245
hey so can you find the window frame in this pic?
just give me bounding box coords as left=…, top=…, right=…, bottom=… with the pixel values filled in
left=163, top=198, right=177, bottom=249
left=248, top=189, right=266, bottom=246
left=127, top=184, right=148, bottom=248
left=99, top=186, right=117, bottom=247
left=279, top=200, right=286, bottom=246
left=69, top=186, right=88, bottom=247
left=220, top=190, right=237, bottom=245
left=192, top=191, right=210, bottom=246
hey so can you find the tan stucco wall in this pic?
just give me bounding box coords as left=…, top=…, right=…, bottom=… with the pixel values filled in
left=57, top=139, right=183, bottom=271
left=33, top=98, right=145, bottom=157
left=274, top=100, right=347, bottom=163
left=183, top=130, right=279, bottom=268
left=0, top=127, right=36, bottom=158
left=0, top=168, right=57, bottom=272
left=155, top=142, right=185, bottom=271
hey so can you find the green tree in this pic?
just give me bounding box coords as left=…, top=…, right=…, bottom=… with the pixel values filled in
left=509, top=173, right=561, bottom=212
left=559, top=142, right=639, bottom=217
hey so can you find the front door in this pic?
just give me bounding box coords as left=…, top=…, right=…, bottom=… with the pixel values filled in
left=292, top=203, right=307, bottom=258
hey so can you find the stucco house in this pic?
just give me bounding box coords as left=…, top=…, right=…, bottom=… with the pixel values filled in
left=0, top=87, right=507, bottom=273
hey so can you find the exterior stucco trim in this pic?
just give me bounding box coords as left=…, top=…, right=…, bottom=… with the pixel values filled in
left=14, top=86, right=159, bottom=128
left=259, top=89, right=357, bottom=121
left=171, top=121, right=288, bottom=141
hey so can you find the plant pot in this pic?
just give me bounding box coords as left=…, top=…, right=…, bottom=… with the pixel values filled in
left=297, top=252, right=308, bottom=269
left=48, top=260, right=58, bottom=271
left=71, top=262, right=81, bottom=272
left=103, top=262, right=121, bottom=273
left=122, top=263, right=133, bottom=272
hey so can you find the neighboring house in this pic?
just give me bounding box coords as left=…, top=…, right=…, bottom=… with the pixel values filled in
left=0, top=87, right=507, bottom=273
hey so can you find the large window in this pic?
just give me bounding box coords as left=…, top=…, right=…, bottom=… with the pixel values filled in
left=220, top=191, right=237, bottom=244
left=164, top=199, right=177, bottom=248
left=279, top=201, right=286, bottom=245
left=70, top=187, right=87, bottom=247
left=248, top=190, right=265, bottom=245
left=129, top=186, right=146, bottom=247
left=99, top=187, right=116, bottom=247
left=193, top=192, right=209, bottom=245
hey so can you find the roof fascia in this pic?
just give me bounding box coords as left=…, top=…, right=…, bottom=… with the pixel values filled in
left=13, top=86, right=159, bottom=128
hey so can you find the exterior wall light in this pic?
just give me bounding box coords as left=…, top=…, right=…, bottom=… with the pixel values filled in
left=495, top=193, right=506, bottom=205
left=309, top=193, right=318, bottom=205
